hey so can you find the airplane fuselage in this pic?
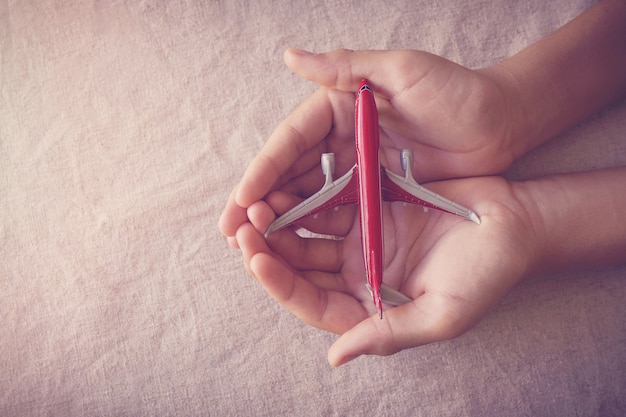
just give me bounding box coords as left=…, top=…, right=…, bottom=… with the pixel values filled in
left=264, top=80, right=480, bottom=319
left=355, top=81, right=384, bottom=317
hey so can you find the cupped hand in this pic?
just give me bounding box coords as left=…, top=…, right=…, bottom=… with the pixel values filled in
left=283, top=48, right=520, bottom=179
left=236, top=175, right=539, bottom=366
left=219, top=48, right=522, bottom=245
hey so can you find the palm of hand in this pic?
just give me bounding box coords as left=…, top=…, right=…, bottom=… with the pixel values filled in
left=243, top=176, right=535, bottom=364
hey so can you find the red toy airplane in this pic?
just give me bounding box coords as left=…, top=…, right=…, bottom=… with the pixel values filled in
left=265, top=80, right=480, bottom=318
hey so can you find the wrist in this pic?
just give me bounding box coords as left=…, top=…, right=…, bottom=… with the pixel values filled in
left=482, top=1, right=626, bottom=162
left=509, top=179, right=553, bottom=275
left=477, top=65, right=531, bottom=161
left=512, top=168, right=626, bottom=275
left=498, top=180, right=546, bottom=277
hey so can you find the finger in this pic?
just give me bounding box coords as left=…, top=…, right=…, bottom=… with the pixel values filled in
left=246, top=200, right=278, bottom=233
left=270, top=229, right=345, bottom=272
left=218, top=186, right=249, bottom=238
left=285, top=48, right=369, bottom=93
left=226, top=236, right=240, bottom=249
left=237, top=211, right=352, bottom=290
left=327, top=293, right=471, bottom=367
left=250, top=252, right=368, bottom=335
left=236, top=222, right=272, bottom=277
left=284, top=48, right=419, bottom=98
left=247, top=199, right=348, bottom=273
left=235, top=88, right=334, bottom=208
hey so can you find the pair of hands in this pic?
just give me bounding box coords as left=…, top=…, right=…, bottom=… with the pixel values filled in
left=220, top=48, right=540, bottom=366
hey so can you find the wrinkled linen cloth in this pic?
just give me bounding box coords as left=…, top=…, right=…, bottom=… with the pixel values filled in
left=1, top=1, right=625, bottom=416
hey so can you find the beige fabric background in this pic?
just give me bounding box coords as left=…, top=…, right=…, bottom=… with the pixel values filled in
left=1, top=1, right=625, bottom=416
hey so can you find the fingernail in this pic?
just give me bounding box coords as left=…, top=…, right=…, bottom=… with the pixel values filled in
left=330, top=354, right=359, bottom=367
left=289, top=48, right=313, bottom=56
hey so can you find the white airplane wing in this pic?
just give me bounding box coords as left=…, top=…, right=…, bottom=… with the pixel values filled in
left=381, top=150, right=480, bottom=224
left=264, top=154, right=359, bottom=237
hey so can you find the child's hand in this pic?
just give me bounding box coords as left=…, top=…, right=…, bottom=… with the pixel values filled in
left=220, top=49, right=521, bottom=245
left=236, top=176, right=538, bottom=366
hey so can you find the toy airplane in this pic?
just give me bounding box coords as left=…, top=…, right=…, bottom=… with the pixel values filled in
left=265, top=80, right=480, bottom=319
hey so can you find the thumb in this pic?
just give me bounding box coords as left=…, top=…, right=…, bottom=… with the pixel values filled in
left=327, top=295, right=463, bottom=367
left=327, top=314, right=401, bottom=367
left=284, top=48, right=393, bottom=95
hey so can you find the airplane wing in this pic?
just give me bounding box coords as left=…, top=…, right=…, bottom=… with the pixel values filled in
left=367, top=283, right=412, bottom=306
left=264, top=153, right=360, bottom=237
left=381, top=149, right=480, bottom=224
